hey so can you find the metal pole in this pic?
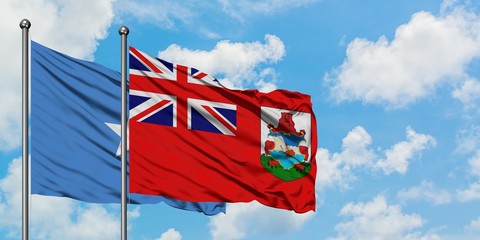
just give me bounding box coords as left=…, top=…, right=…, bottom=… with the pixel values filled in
left=119, top=25, right=129, bottom=240
left=19, top=18, right=31, bottom=240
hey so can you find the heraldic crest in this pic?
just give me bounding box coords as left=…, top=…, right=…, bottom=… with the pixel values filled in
left=261, top=112, right=312, bottom=181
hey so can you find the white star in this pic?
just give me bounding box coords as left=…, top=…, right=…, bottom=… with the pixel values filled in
left=105, top=122, right=129, bottom=157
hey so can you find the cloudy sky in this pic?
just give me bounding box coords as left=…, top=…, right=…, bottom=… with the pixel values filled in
left=1, top=0, right=480, bottom=239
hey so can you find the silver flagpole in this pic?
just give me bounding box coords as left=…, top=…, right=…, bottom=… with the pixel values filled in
left=20, top=19, right=31, bottom=240
left=119, top=25, right=129, bottom=240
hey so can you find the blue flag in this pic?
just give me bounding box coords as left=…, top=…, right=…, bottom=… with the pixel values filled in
left=31, top=41, right=225, bottom=215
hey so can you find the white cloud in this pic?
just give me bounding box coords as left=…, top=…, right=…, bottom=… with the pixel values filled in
left=328, top=196, right=429, bottom=240
left=316, top=126, right=435, bottom=191
left=0, top=0, right=115, bottom=151
left=254, top=68, right=279, bottom=92
left=452, top=78, right=480, bottom=112
left=396, top=180, right=452, bottom=205
left=115, top=0, right=193, bottom=29
left=158, top=34, right=285, bottom=90
left=116, top=0, right=318, bottom=38
left=468, top=150, right=480, bottom=177
left=155, top=228, right=182, bottom=240
left=217, top=0, right=319, bottom=21
left=339, top=126, right=376, bottom=167
left=208, top=201, right=315, bottom=240
left=457, top=182, right=480, bottom=202
left=316, top=148, right=354, bottom=191
left=7, top=0, right=114, bottom=60
left=455, top=125, right=480, bottom=154
left=0, top=158, right=120, bottom=239
left=403, top=232, right=442, bottom=240
left=465, top=216, right=480, bottom=233
left=434, top=216, right=480, bottom=240
left=128, top=206, right=140, bottom=219
left=456, top=149, right=480, bottom=202
left=126, top=205, right=142, bottom=233
left=315, top=126, right=375, bottom=191
left=0, top=158, right=23, bottom=232
left=33, top=203, right=119, bottom=240
left=440, top=0, right=459, bottom=13
left=375, top=127, right=436, bottom=175
left=117, top=0, right=319, bottom=27
left=326, top=8, right=480, bottom=108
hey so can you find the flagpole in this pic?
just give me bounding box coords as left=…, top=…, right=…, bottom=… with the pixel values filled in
left=20, top=18, right=31, bottom=240
left=119, top=25, right=129, bottom=240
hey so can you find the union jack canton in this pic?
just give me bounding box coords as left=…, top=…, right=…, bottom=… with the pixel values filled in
left=129, top=47, right=237, bottom=136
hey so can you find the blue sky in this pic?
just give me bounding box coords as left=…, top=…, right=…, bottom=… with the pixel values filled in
left=1, top=0, right=480, bottom=239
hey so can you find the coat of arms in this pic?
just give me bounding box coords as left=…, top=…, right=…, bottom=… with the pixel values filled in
left=261, top=109, right=312, bottom=181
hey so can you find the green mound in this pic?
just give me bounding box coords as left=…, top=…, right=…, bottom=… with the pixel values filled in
left=260, top=154, right=311, bottom=182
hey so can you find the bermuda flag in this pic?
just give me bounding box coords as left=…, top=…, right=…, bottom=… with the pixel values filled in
left=129, top=46, right=317, bottom=213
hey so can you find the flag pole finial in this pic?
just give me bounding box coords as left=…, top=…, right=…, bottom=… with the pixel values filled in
left=119, top=26, right=129, bottom=36
left=19, top=19, right=31, bottom=29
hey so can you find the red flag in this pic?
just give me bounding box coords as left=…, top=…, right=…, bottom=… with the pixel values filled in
left=129, top=46, right=317, bottom=213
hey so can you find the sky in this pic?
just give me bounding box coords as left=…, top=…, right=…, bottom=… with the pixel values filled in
left=1, top=0, right=480, bottom=239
